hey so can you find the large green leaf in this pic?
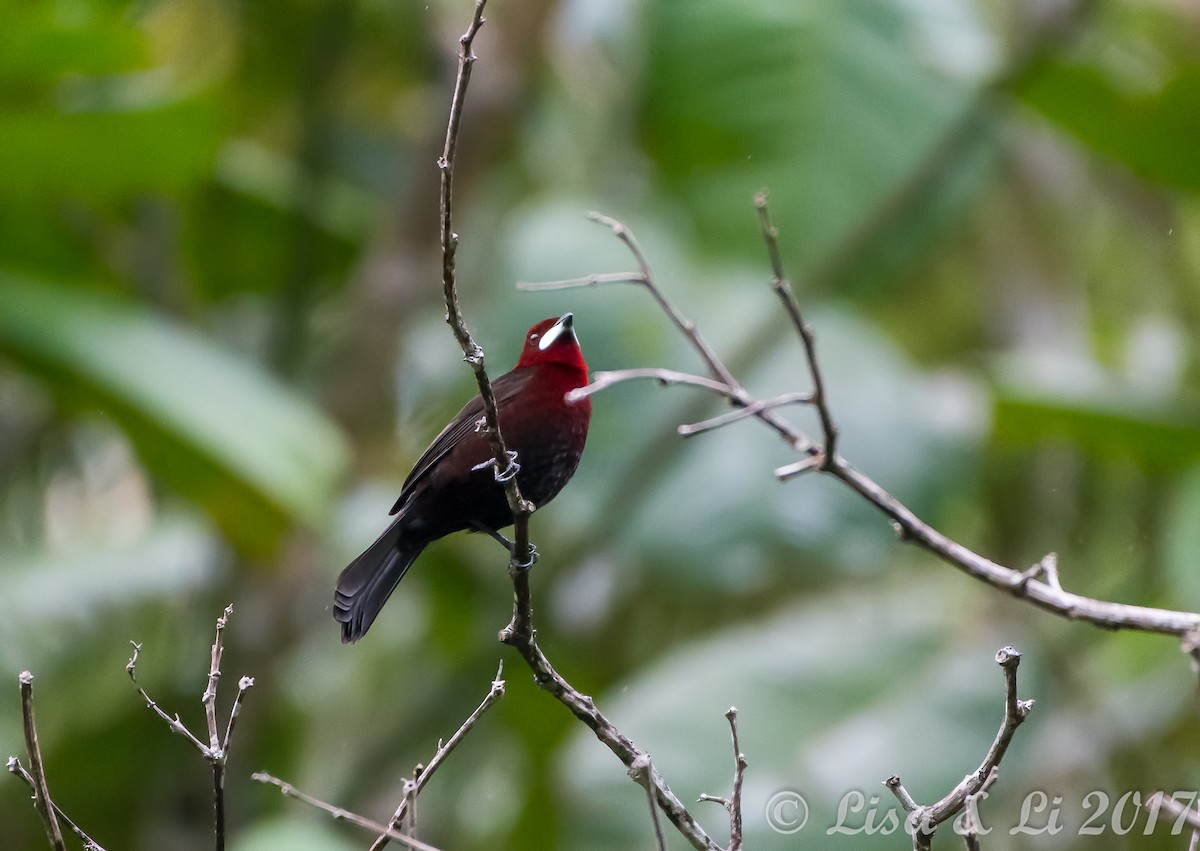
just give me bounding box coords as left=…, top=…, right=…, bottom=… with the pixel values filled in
left=0, top=6, right=149, bottom=82
left=993, top=393, right=1200, bottom=473
left=0, top=272, right=348, bottom=553
left=1017, top=60, right=1200, bottom=193
left=0, top=96, right=222, bottom=200
left=637, top=0, right=999, bottom=287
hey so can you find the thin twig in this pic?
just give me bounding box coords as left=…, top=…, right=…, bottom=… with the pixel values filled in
left=727, top=708, right=747, bottom=851
left=755, top=192, right=838, bottom=465
left=128, top=605, right=252, bottom=851
left=1144, top=791, right=1200, bottom=836
left=569, top=368, right=742, bottom=403
left=678, top=392, right=811, bottom=437
left=206, top=605, right=233, bottom=850
left=369, top=662, right=507, bottom=851
left=18, top=672, right=65, bottom=851
left=886, top=647, right=1032, bottom=850
left=557, top=206, right=1200, bottom=637
left=525, top=213, right=812, bottom=455
left=252, top=773, right=443, bottom=851
left=498, top=622, right=720, bottom=850
left=517, top=271, right=645, bottom=291
left=127, top=643, right=210, bottom=752
left=698, top=707, right=749, bottom=850
left=960, top=766, right=998, bottom=851
left=8, top=757, right=104, bottom=850
left=628, top=754, right=668, bottom=851
left=223, top=676, right=256, bottom=754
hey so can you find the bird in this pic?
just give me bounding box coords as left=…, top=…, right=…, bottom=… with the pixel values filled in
left=334, top=313, right=591, bottom=643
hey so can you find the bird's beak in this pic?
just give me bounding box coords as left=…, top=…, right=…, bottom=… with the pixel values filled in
left=538, top=313, right=576, bottom=350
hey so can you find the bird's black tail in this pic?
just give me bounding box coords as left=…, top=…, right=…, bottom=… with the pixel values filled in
left=334, top=514, right=428, bottom=643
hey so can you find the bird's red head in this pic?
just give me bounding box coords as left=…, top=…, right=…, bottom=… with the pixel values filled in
left=515, top=313, right=588, bottom=373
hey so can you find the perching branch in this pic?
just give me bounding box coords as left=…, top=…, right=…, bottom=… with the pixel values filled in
left=430, top=5, right=725, bottom=849
left=529, top=204, right=1200, bottom=637
left=368, top=662, right=507, bottom=851
left=885, top=646, right=1033, bottom=851
left=435, top=0, right=535, bottom=575
left=127, top=604, right=254, bottom=851
left=497, top=615, right=721, bottom=850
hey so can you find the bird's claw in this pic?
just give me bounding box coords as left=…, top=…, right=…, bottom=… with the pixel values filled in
left=514, top=543, right=538, bottom=569
left=471, top=450, right=521, bottom=483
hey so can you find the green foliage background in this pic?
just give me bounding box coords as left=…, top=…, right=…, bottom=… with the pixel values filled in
left=2, top=0, right=1199, bottom=848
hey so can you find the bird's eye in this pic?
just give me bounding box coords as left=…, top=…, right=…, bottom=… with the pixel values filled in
left=529, top=333, right=539, bottom=342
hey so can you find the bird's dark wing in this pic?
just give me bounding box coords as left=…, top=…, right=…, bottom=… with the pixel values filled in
left=389, top=368, right=534, bottom=515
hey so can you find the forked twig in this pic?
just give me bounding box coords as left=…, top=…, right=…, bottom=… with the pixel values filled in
left=127, top=604, right=254, bottom=851
left=698, top=707, right=749, bottom=850
left=885, top=646, right=1032, bottom=850
left=435, top=0, right=535, bottom=579
left=526, top=203, right=1200, bottom=637
left=369, top=663, right=507, bottom=850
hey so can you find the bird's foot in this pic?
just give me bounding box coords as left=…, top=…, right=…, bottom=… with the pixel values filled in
left=471, top=450, right=521, bottom=483
left=472, top=521, right=538, bottom=567
left=513, top=543, right=538, bottom=569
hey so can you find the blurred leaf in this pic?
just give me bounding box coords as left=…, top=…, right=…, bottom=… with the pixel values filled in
left=621, top=309, right=983, bottom=587
left=638, top=0, right=999, bottom=286
left=1017, top=60, right=1200, bottom=193
left=0, top=96, right=222, bottom=199
left=1164, top=466, right=1200, bottom=604
left=558, top=581, right=1021, bottom=849
left=0, top=7, right=148, bottom=82
left=993, top=393, right=1200, bottom=472
left=0, top=272, right=348, bottom=553
left=213, top=140, right=381, bottom=240
left=0, top=513, right=218, bottom=675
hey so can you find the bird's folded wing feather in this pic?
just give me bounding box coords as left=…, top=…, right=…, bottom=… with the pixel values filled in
left=389, top=368, right=534, bottom=515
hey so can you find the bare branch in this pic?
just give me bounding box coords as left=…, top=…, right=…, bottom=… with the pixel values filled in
left=559, top=204, right=1200, bottom=637
left=755, top=192, right=838, bottom=462
left=886, top=646, right=1033, bottom=849
left=517, top=271, right=646, bottom=291
left=8, top=756, right=104, bottom=850
left=128, top=605, right=252, bottom=851
left=252, top=773, right=443, bottom=851
left=524, top=216, right=812, bottom=455
left=1145, top=791, right=1200, bottom=835
left=569, top=368, right=740, bottom=403
left=127, top=643, right=210, bottom=753
left=203, top=605, right=233, bottom=750
left=499, top=618, right=721, bottom=850
left=628, top=754, right=668, bottom=851
left=960, top=766, right=999, bottom=851
left=697, top=707, right=749, bottom=850
left=18, top=672, right=64, bottom=851
left=222, top=676, right=255, bottom=754
left=435, top=0, right=534, bottom=569
left=679, top=392, right=811, bottom=438
left=370, top=662, right=507, bottom=850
